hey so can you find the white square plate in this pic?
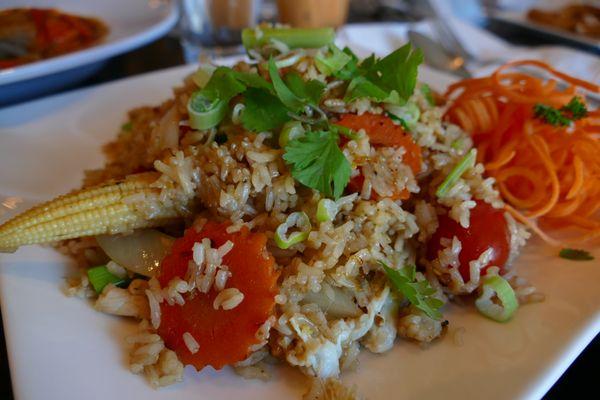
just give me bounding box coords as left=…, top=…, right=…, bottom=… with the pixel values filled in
left=0, top=63, right=599, bottom=400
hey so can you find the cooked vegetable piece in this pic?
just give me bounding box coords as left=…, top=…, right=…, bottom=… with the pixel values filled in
left=241, top=27, right=335, bottom=51
left=279, top=120, right=306, bottom=147
left=87, top=265, right=127, bottom=294
left=426, top=201, right=510, bottom=282
left=316, top=199, right=338, bottom=222
left=96, top=229, right=175, bottom=277
left=475, top=275, right=518, bottom=322
left=187, top=92, right=228, bottom=130
left=0, top=173, right=181, bottom=252
left=336, top=113, right=422, bottom=173
left=274, top=211, right=311, bottom=249
left=436, top=149, right=476, bottom=198
left=157, top=222, right=278, bottom=371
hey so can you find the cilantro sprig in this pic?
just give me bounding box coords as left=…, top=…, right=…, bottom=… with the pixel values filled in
left=380, top=261, right=444, bottom=320
left=559, top=248, right=594, bottom=261
left=339, top=44, right=424, bottom=105
left=534, top=96, right=588, bottom=126
left=283, top=130, right=351, bottom=199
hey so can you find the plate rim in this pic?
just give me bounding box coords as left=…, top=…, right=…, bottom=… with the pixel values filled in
left=0, top=1, right=179, bottom=86
left=492, top=9, right=600, bottom=50
left=0, top=62, right=599, bottom=400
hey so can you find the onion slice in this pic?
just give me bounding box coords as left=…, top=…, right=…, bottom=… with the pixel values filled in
left=96, top=229, right=175, bottom=277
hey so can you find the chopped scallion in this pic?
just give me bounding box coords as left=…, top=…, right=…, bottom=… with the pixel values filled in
left=279, top=120, right=305, bottom=147
left=274, top=211, right=311, bottom=249
left=475, top=275, right=518, bottom=322
left=316, top=199, right=338, bottom=222
left=242, top=27, right=335, bottom=51
left=315, top=44, right=352, bottom=76
left=421, top=84, right=435, bottom=106
left=187, top=91, right=228, bottom=130
left=385, top=102, right=420, bottom=130
left=436, top=149, right=476, bottom=198
left=87, top=265, right=127, bottom=294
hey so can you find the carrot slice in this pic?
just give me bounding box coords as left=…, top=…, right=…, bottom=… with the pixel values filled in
left=157, top=221, right=279, bottom=371
left=337, top=113, right=422, bottom=173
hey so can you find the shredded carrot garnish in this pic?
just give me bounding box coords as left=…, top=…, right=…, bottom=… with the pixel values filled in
left=445, top=60, right=600, bottom=245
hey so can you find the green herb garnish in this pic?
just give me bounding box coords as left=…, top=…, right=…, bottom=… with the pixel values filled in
left=534, top=96, right=588, bottom=126
left=559, top=248, right=594, bottom=261
left=343, top=44, right=424, bottom=105
left=283, top=130, right=351, bottom=199
left=121, top=122, right=132, bottom=131
left=380, top=261, right=443, bottom=320
left=87, top=265, right=128, bottom=294
left=561, top=96, right=588, bottom=119
left=241, top=88, right=290, bottom=132
left=421, top=84, right=435, bottom=106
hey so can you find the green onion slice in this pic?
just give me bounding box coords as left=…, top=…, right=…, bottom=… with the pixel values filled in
left=436, top=148, right=476, bottom=198
left=187, top=91, right=228, bottom=130
left=475, top=275, right=518, bottom=322
left=274, top=211, right=311, bottom=249
left=242, top=27, right=335, bottom=51
left=279, top=120, right=306, bottom=147
left=87, top=265, right=127, bottom=294
left=192, top=64, right=216, bottom=88
left=315, top=44, right=352, bottom=76
left=385, top=102, right=420, bottom=130
left=316, top=199, right=338, bottom=222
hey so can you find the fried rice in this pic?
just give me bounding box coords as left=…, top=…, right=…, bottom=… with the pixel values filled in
left=9, top=30, right=537, bottom=399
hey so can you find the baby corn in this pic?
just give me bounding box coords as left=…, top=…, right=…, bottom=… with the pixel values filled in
left=0, top=173, right=181, bottom=252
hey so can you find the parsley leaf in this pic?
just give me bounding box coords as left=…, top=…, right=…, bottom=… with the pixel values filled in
left=344, top=75, right=389, bottom=103
left=343, top=44, right=423, bottom=105
left=380, top=261, right=444, bottom=320
left=534, top=96, right=588, bottom=126
left=201, top=67, right=246, bottom=102
left=333, top=47, right=359, bottom=80
left=241, top=88, right=290, bottom=132
left=367, top=44, right=424, bottom=104
left=534, top=104, right=571, bottom=126
left=559, top=248, right=594, bottom=261
left=283, top=130, right=351, bottom=199
left=561, top=96, right=588, bottom=119
left=284, top=72, right=326, bottom=107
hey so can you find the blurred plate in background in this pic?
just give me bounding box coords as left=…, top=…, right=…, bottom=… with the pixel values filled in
left=0, top=0, right=178, bottom=106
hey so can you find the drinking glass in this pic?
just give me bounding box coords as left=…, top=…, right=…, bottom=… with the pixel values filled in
left=178, top=0, right=263, bottom=62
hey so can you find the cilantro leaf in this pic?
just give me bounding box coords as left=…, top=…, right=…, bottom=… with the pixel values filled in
left=534, top=97, right=588, bottom=127
left=561, top=96, right=588, bottom=120
left=367, top=44, right=424, bottom=104
left=559, top=248, right=594, bottom=261
left=534, top=104, right=571, bottom=126
left=233, top=71, right=272, bottom=91
left=201, top=67, right=246, bottom=102
left=268, top=58, right=305, bottom=112
left=344, top=75, right=389, bottom=103
left=380, top=261, right=443, bottom=320
left=333, top=47, right=360, bottom=80
left=342, top=44, right=423, bottom=105
left=283, top=130, right=351, bottom=199
left=284, top=72, right=325, bottom=107
left=241, top=88, right=290, bottom=132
